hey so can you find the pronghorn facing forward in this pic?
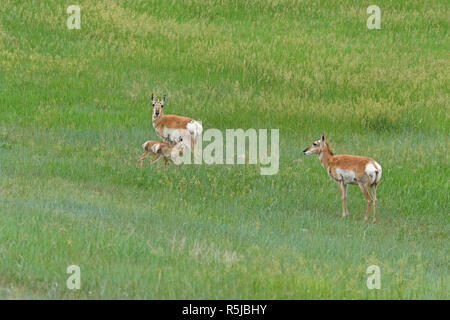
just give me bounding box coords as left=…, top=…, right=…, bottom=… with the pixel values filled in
left=137, top=138, right=185, bottom=167
left=151, top=94, right=203, bottom=152
left=303, top=134, right=382, bottom=223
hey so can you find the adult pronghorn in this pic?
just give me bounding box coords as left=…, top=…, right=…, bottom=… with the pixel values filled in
left=303, top=133, right=382, bottom=223
left=151, top=94, right=203, bottom=152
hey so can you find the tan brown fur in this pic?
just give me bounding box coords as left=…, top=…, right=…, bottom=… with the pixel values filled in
left=137, top=139, right=184, bottom=167
left=304, top=134, right=382, bottom=223
left=153, top=115, right=193, bottom=134
left=325, top=155, right=373, bottom=183
left=151, top=95, right=203, bottom=154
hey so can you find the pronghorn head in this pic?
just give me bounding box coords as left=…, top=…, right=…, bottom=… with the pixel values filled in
left=151, top=93, right=165, bottom=120
left=303, top=133, right=326, bottom=155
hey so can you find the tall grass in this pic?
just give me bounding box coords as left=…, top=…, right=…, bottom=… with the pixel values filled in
left=0, top=0, right=448, bottom=299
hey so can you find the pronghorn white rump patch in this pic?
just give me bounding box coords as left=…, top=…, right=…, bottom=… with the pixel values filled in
left=186, top=120, right=203, bottom=143
left=365, top=163, right=377, bottom=184
left=366, top=162, right=382, bottom=184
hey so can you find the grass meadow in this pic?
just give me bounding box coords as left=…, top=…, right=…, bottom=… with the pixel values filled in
left=0, top=0, right=448, bottom=299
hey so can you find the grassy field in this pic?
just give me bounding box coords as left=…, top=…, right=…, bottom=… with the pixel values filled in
left=0, top=0, right=448, bottom=299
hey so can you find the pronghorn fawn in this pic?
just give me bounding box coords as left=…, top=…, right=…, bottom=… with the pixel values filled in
left=303, top=133, right=382, bottom=223
left=151, top=94, right=203, bottom=152
left=137, top=138, right=185, bottom=168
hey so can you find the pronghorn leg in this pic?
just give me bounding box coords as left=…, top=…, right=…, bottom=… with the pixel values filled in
left=335, top=181, right=346, bottom=217
left=137, top=151, right=150, bottom=168
left=149, top=154, right=163, bottom=166
left=358, top=181, right=373, bottom=222
left=164, top=157, right=168, bottom=167
left=370, top=183, right=378, bottom=223
left=343, top=183, right=349, bottom=216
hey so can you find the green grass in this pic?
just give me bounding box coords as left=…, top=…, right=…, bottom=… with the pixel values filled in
left=0, top=0, right=448, bottom=299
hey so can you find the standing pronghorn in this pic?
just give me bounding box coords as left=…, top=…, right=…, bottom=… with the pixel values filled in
left=303, top=133, right=382, bottom=223
left=151, top=94, right=203, bottom=152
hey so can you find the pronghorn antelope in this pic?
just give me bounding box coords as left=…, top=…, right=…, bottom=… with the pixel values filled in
left=151, top=94, right=203, bottom=152
left=137, top=138, right=185, bottom=167
left=303, top=133, right=382, bottom=223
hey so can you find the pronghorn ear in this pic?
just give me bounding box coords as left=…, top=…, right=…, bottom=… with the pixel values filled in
left=151, top=93, right=155, bottom=106
left=161, top=95, right=166, bottom=107
left=320, top=133, right=325, bottom=147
